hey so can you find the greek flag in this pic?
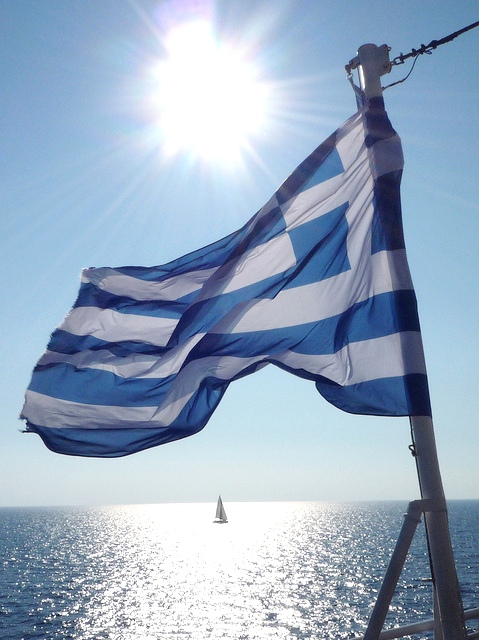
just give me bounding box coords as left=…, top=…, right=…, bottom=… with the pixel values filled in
left=21, top=97, right=431, bottom=457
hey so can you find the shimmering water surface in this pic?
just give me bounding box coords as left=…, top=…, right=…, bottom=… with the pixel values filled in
left=1, top=501, right=478, bottom=639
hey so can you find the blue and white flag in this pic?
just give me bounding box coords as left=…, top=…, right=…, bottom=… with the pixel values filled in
left=21, top=97, right=431, bottom=457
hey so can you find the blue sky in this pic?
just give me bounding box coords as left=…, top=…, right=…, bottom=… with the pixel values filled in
left=1, top=1, right=478, bottom=507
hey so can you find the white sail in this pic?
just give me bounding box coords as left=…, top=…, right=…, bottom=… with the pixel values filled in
left=214, top=495, right=227, bottom=523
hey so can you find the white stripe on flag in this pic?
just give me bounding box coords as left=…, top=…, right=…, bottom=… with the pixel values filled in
left=60, top=306, right=178, bottom=346
left=24, top=390, right=161, bottom=429
left=275, top=332, right=427, bottom=385
left=82, top=266, right=217, bottom=301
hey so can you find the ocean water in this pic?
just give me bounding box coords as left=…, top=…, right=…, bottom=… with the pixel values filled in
left=1, top=501, right=478, bottom=640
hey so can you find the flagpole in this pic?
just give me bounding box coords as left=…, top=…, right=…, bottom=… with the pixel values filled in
left=356, top=43, right=467, bottom=640
left=409, top=416, right=465, bottom=639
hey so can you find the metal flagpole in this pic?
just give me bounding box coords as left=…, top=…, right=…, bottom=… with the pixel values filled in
left=409, top=416, right=465, bottom=639
left=355, top=43, right=467, bottom=640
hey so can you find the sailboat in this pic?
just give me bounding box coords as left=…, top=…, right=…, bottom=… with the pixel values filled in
left=213, top=495, right=228, bottom=524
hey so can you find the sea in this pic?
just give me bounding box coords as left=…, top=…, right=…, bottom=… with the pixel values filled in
left=1, top=501, right=478, bottom=640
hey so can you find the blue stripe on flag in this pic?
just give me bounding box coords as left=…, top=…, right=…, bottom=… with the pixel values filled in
left=27, top=426, right=201, bottom=458
left=371, top=170, right=405, bottom=253
left=364, top=96, right=398, bottom=147
left=48, top=329, right=169, bottom=357
left=29, top=363, right=176, bottom=406
left=75, top=282, right=191, bottom=318
left=366, top=97, right=406, bottom=253
left=317, top=373, right=431, bottom=417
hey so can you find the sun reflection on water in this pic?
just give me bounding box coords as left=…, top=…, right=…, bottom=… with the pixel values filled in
left=2, top=501, right=453, bottom=639
left=61, top=502, right=417, bottom=639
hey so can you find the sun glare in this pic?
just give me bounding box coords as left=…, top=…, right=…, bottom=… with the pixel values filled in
left=146, top=20, right=269, bottom=163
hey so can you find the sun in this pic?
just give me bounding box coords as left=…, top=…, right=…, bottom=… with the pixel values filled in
left=145, top=20, right=270, bottom=163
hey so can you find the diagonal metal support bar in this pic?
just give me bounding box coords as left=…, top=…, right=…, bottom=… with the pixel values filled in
left=363, top=499, right=445, bottom=640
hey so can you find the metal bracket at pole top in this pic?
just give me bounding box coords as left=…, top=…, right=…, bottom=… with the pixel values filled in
left=345, top=44, right=392, bottom=99
left=345, top=43, right=391, bottom=75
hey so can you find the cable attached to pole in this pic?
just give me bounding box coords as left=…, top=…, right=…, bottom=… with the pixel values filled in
left=391, top=20, right=479, bottom=67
